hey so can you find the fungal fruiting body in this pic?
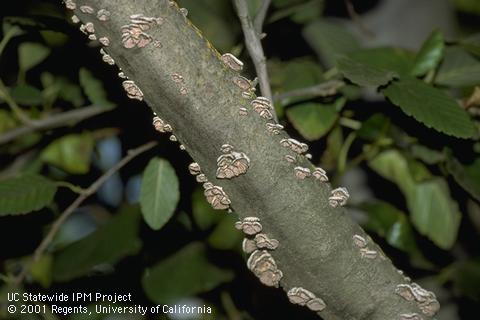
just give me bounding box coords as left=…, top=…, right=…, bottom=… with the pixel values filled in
left=266, top=122, right=283, bottom=135
left=400, top=313, right=423, bottom=320
left=328, top=187, right=349, bottom=208
left=171, top=73, right=184, bottom=83
left=122, top=80, right=144, bottom=101
left=280, top=138, right=308, bottom=154
left=233, top=76, right=252, bottom=91
left=287, top=287, right=326, bottom=312
left=216, top=145, right=250, bottom=179
left=294, top=166, right=311, bottom=180
left=312, top=167, right=328, bottom=182
left=221, top=53, right=243, bottom=71
left=71, top=15, right=80, bottom=24
left=65, top=0, right=76, bottom=10
left=80, top=5, right=94, bottom=14
left=169, top=135, right=177, bottom=142
left=152, top=116, right=172, bottom=133
left=254, top=233, right=279, bottom=250
left=395, top=283, right=440, bottom=317
left=188, top=162, right=201, bottom=176
left=97, top=9, right=111, bottom=21
left=247, top=250, right=283, bottom=287
left=196, top=174, right=208, bottom=183
left=179, top=7, right=188, bottom=17
left=239, top=107, right=248, bottom=116
left=305, top=153, right=312, bottom=160
left=99, top=37, right=110, bottom=46
left=84, top=22, right=95, bottom=33
left=101, top=52, right=115, bottom=65
left=121, top=14, right=163, bottom=49
left=203, top=182, right=231, bottom=210
left=242, top=238, right=257, bottom=254
left=360, top=248, right=377, bottom=259
left=251, top=97, right=273, bottom=120
left=285, top=155, right=296, bottom=163
left=88, top=34, right=97, bottom=41
left=353, top=235, right=367, bottom=248
left=235, top=217, right=262, bottom=235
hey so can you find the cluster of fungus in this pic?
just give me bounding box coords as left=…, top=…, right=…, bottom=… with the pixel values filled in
left=121, top=14, right=163, bottom=49
left=395, top=283, right=440, bottom=317
left=287, top=287, right=326, bottom=312
left=216, top=144, right=250, bottom=179
left=352, top=234, right=379, bottom=259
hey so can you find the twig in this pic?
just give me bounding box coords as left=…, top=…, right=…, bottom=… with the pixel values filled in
left=344, top=0, right=375, bottom=38
left=0, top=105, right=109, bottom=145
left=273, top=80, right=345, bottom=102
left=13, top=141, right=157, bottom=285
left=0, top=79, right=34, bottom=125
left=253, top=0, right=271, bottom=35
left=233, top=0, right=276, bottom=120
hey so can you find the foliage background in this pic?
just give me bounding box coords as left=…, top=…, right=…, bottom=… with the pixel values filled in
left=1, top=0, right=480, bottom=319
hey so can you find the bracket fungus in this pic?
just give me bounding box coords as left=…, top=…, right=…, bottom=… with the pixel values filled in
left=203, top=183, right=231, bottom=210
left=65, top=0, right=76, bottom=10
left=284, top=155, right=296, bottom=163
left=80, top=5, right=94, bottom=14
left=71, top=15, right=80, bottom=23
left=280, top=138, right=308, bottom=154
left=353, top=235, right=367, bottom=248
left=235, top=217, right=262, bottom=235
left=251, top=97, right=274, bottom=120
left=216, top=145, right=250, bottom=179
left=287, top=287, right=327, bottom=312
left=328, top=187, right=349, bottom=208
left=312, top=167, right=328, bottom=182
left=360, top=248, right=378, bottom=259
left=122, top=80, right=144, bottom=101
left=294, top=166, right=311, bottom=180
left=242, top=238, right=257, bottom=254
left=188, top=162, right=201, bottom=176
left=400, top=313, right=423, bottom=320
left=395, top=283, right=440, bottom=317
left=254, top=233, right=279, bottom=250
left=196, top=174, right=208, bottom=183
left=99, top=37, right=110, bottom=46
left=233, top=76, right=252, bottom=91
left=121, top=14, right=162, bottom=49
left=152, top=116, right=172, bottom=133
left=247, top=250, right=283, bottom=288
left=239, top=107, right=248, bottom=116
left=97, top=9, right=111, bottom=21
left=266, top=122, right=283, bottom=134
left=169, top=135, right=177, bottom=142
left=221, top=53, right=244, bottom=71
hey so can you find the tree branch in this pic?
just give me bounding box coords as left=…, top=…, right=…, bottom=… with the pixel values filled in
left=14, top=141, right=157, bottom=285
left=60, top=1, right=439, bottom=319
left=233, top=0, right=275, bottom=120
left=273, top=80, right=346, bottom=102
left=0, top=105, right=109, bottom=145
left=253, top=0, right=271, bottom=35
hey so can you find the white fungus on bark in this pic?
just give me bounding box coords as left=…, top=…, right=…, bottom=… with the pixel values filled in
left=221, top=53, right=243, bottom=71
left=122, top=80, right=144, bottom=100
left=280, top=138, right=308, bottom=154
left=287, top=287, right=326, bottom=312
left=203, top=183, right=231, bottom=210
left=294, top=167, right=311, bottom=180
left=328, top=187, right=349, bottom=208
left=216, top=145, right=250, bottom=179
left=188, top=162, right=201, bottom=176
left=312, top=167, right=328, bottom=182
left=235, top=217, right=262, bottom=235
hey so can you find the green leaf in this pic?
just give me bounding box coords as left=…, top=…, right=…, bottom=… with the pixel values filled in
left=53, top=206, right=142, bottom=282
left=41, top=132, right=94, bottom=174
left=337, top=56, right=398, bottom=87
left=409, top=178, right=461, bottom=249
left=346, top=47, right=415, bottom=76
left=446, top=155, right=480, bottom=201
left=411, top=30, right=445, bottom=77
left=369, top=150, right=462, bottom=249
left=208, top=215, right=243, bottom=250
left=192, top=187, right=222, bottom=230
left=270, top=0, right=323, bottom=24
left=460, top=33, right=480, bottom=57
left=453, top=258, right=480, bottom=301
left=436, top=46, right=480, bottom=87
left=303, top=19, right=360, bottom=67
left=18, top=42, right=50, bottom=72
left=30, top=254, right=53, bottom=288
left=357, top=114, right=391, bottom=141
left=410, top=145, right=445, bottom=165
left=9, top=84, right=43, bottom=106
left=140, top=158, right=180, bottom=230
left=383, top=77, right=476, bottom=138
left=0, top=109, right=17, bottom=133
left=177, top=0, right=239, bottom=52
left=361, top=201, right=418, bottom=253
left=79, top=68, right=114, bottom=108
left=0, top=174, right=57, bottom=216
left=142, top=242, right=234, bottom=303
left=286, top=99, right=344, bottom=140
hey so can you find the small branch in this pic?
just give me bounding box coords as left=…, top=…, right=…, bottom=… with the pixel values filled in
left=253, top=0, right=271, bottom=35
left=13, top=141, right=157, bottom=285
left=0, top=105, right=109, bottom=145
left=273, top=80, right=345, bottom=102
left=0, top=79, right=34, bottom=125
left=233, top=0, right=275, bottom=120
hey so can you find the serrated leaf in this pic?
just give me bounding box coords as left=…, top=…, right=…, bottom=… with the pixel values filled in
left=41, top=132, right=94, bottom=174
left=142, top=242, right=234, bottom=303
left=9, top=84, right=43, bottom=106
left=0, top=174, right=57, bottom=216
left=79, top=68, right=114, bottom=108
left=446, top=155, right=480, bottom=201
left=436, top=46, right=480, bottom=87
left=303, top=19, right=360, bottom=67
left=140, top=158, right=179, bottom=230
left=52, top=206, right=142, bottom=282
left=286, top=99, right=344, bottom=140
left=411, top=30, right=445, bottom=77
left=18, top=42, right=50, bottom=72
left=383, top=77, right=476, bottom=138
left=369, top=150, right=462, bottom=249
left=208, top=215, right=243, bottom=250
left=337, top=56, right=398, bottom=87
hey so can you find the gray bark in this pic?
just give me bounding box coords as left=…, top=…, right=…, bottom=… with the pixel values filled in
left=70, top=1, right=438, bottom=319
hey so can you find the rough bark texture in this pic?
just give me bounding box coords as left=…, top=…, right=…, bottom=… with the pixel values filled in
left=70, top=1, right=437, bottom=319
